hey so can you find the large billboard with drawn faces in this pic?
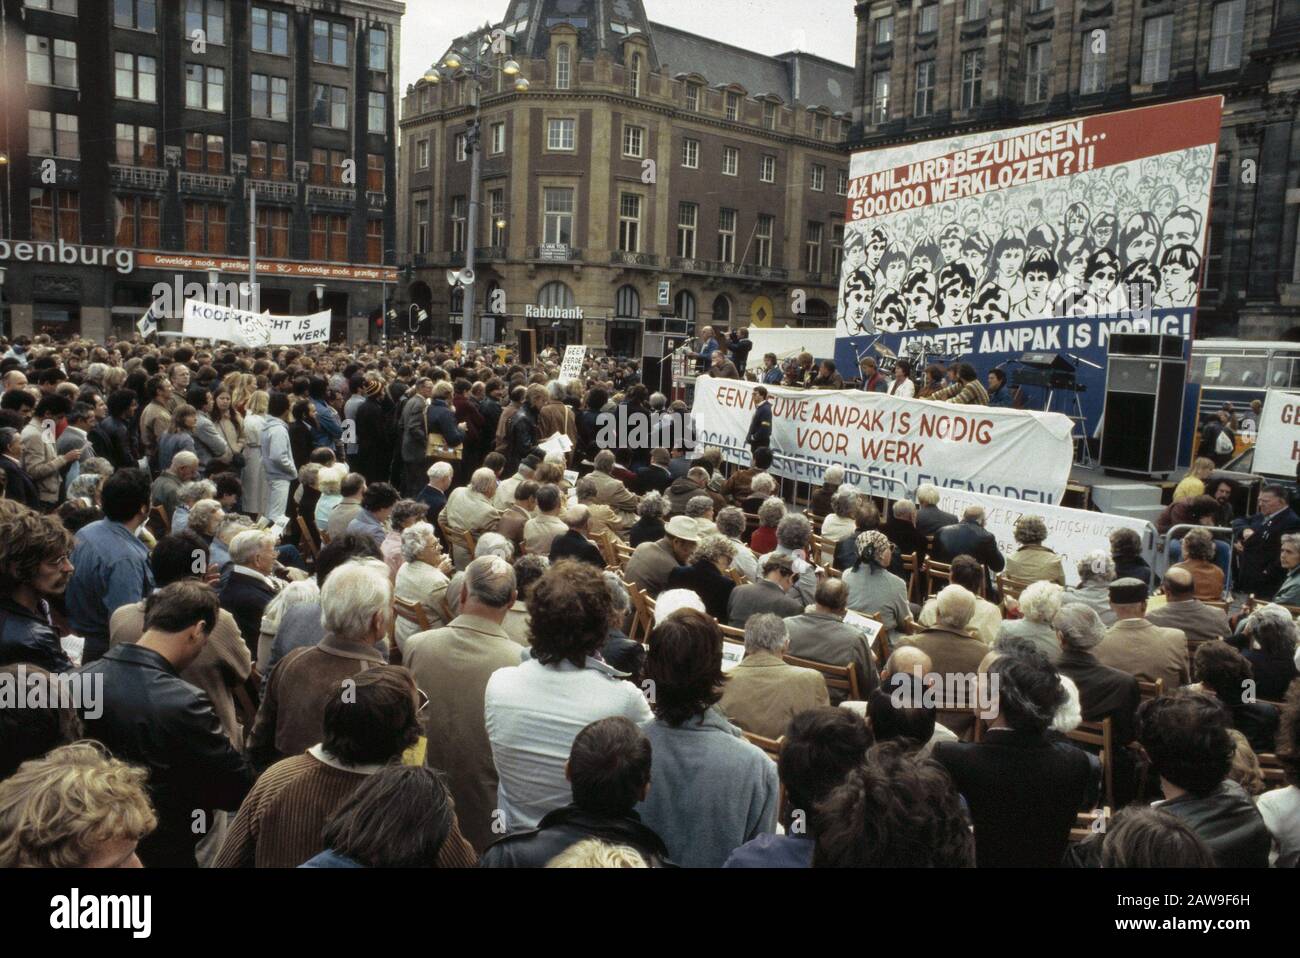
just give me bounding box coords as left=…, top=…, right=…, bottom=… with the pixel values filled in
left=833, top=96, right=1223, bottom=439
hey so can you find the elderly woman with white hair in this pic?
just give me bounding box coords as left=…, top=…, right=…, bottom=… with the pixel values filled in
left=1064, top=550, right=1118, bottom=626
left=629, top=490, right=670, bottom=548
left=1003, top=514, right=1066, bottom=585
left=997, top=579, right=1065, bottom=661
left=171, top=479, right=217, bottom=533
left=1229, top=604, right=1300, bottom=701
left=715, top=506, right=759, bottom=581
left=393, top=520, right=454, bottom=650
left=821, top=486, right=861, bottom=546
left=750, top=493, right=786, bottom=555
left=809, top=464, right=844, bottom=517
left=66, top=472, right=103, bottom=507
left=1052, top=602, right=1139, bottom=743
left=314, top=464, right=349, bottom=532
left=381, top=499, right=434, bottom=579
left=186, top=498, right=226, bottom=543
left=758, top=513, right=818, bottom=607
left=842, top=529, right=913, bottom=634
left=666, top=533, right=738, bottom=622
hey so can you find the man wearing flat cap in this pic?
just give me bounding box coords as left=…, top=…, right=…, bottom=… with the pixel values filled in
left=1092, top=577, right=1189, bottom=694
left=625, top=515, right=700, bottom=599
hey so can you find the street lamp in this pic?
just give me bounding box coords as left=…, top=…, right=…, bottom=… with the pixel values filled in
left=314, top=283, right=326, bottom=304
left=425, top=36, right=530, bottom=347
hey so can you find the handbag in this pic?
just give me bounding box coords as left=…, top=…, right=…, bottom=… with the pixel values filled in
left=427, top=428, right=462, bottom=461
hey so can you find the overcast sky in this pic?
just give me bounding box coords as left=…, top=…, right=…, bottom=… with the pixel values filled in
left=398, top=0, right=858, bottom=92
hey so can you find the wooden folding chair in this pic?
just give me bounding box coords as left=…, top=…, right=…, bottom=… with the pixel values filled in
left=1070, top=808, right=1111, bottom=843
left=1257, top=753, right=1287, bottom=791
left=624, top=579, right=653, bottom=644
left=996, top=572, right=1037, bottom=610
left=1067, top=717, right=1115, bottom=810
left=783, top=653, right=862, bottom=701
left=438, top=515, right=477, bottom=567
left=296, top=516, right=319, bottom=565
left=394, top=597, right=432, bottom=634
left=719, top=622, right=746, bottom=642
left=1136, top=677, right=1165, bottom=701
left=612, top=539, right=635, bottom=571
left=900, top=551, right=920, bottom=603
left=923, top=557, right=954, bottom=597
left=743, top=730, right=785, bottom=763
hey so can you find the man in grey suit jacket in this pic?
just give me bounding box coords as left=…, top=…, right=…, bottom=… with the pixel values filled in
left=399, top=379, right=434, bottom=496
left=726, top=554, right=803, bottom=628
left=782, top=577, right=880, bottom=703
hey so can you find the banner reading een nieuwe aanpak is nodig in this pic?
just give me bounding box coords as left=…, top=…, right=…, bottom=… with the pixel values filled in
left=691, top=377, right=1076, bottom=504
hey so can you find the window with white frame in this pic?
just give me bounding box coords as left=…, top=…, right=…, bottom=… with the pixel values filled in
left=964, top=0, right=987, bottom=19
left=312, top=18, right=348, bottom=66
left=763, top=101, right=777, bottom=129
left=917, top=3, right=939, bottom=34
left=27, top=36, right=78, bottom=87
left=547, top=118, right=575, bottom=151
left=451, top=196, right=466, bottom=253
left=1025, top=40, right=1051, bottom=104
left=28, top=110, right=78, bottom=158
left=368, top=92, right=387, bottom=134
left=961, top=49, right=984, bottom=109
left=1210, top=1, right=1245, bottom=72
left=454, top=132, right=467, bottom=161
left=813, top=113, right=826, bottom=139
left=875, top=15, right=893, bottom=44
left=251, top=74, right=288, bottom=121
left=311, top=83, right=348, bottom=129
left=543, top=187, right=574, bottom=245
left=490, top=122, right=506, bottom=155
left=185, top=0, right=224, bottom=45
left=805, top=222, right=823, bottom=273
left=717, top=208, right=736, bottom=262
left=810, top=164, right=825, bottom=192
left=555, top=45, right=571, bottom=89
left=415, top=138, right=430, bottom=170
left=726, top=92, right=740, bottom=121
left=413, top=195, right=429, bottom=253
left=760, top=154, right=775, bottom=183
left=685, top=82, right=700, bottom=111
left=251, top=6, right=287, bottom=54
left=628, top=54, right=642, bottom=96
left=115, top=0, right=156, bottom=31
left=682, top=138, right=699, bottom=168
left=837, top=169, right=849, bottom=196
left=368, top=26, right=388, bottom=72
left=831, top=223, right=845, bottom=274
left=489, top=189, right=506, bottom=246
left=618, top=193, right=642, bottom=252
left=1141, top=15, right=1173, bottom=84
left=722, top=146, right=739, bottom=176
left=1080, top=29, right=1107, bottom=94
left=676, top=202, right=698, bottom=258
left=915, top=61, right=935, bottom=116
left=27, top=0, right=78, bottom=14
left=186, top=63, right=225, bottom=111
left=872, top=72, right=890, bottom=124
left=114, top=51, right=155, bottom=101
left=754, top=215, right=774, bottom=267
left=622, top=124, right=644, bottom=158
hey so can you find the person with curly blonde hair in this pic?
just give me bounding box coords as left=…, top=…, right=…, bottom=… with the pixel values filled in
left=0, top=742, right=156, bottom=868
left=1004, top=514, right=1065, bottom=585
left=666, top=532, right=738, bottom=622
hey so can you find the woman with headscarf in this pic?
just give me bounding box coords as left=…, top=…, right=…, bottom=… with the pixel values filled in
left=841, top=530, right=913, bottom=634
left=1064, top=550, right=1118, bottom=626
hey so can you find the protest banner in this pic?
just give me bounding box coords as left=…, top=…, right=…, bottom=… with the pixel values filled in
left=182, top=300, right=331, bottom=347
left=691, top=377, right=1075, bottom=503
left=933, top=487, right=1155, bottom=587
left=557, top=345, right=587, bottom=384
left=833, top=96, right=1222, bottom=441
left=1249, top=390, right=1300, bottom=477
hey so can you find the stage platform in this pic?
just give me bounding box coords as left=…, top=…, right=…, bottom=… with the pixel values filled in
left=1066, top=465, right=1177, bottom=523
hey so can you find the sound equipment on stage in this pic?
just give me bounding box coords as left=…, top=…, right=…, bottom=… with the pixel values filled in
left=1107, top=333, right=1184, bottom=358
left=1099, top=343, right=1187, bottom=476
left=642, top=332, right=688, bottom=396
left=516, top=328, right=537, bottom=364
left=1011, top=352, right=1087, bottom=392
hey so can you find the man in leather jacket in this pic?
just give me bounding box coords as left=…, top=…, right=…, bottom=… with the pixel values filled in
left=480, top=715, right=672, bottom=867
left=77, top=581, right=254, bottom=868
left=0, top=509, right=76, bottom=671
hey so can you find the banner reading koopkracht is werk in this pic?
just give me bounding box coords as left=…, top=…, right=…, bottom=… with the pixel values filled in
left=183, top=300, right=331, bottom=347
left=691, top=377, right=1075, bottom=504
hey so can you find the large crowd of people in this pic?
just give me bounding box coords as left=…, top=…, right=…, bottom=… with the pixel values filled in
left=0, top=331, right=1297, bottom=870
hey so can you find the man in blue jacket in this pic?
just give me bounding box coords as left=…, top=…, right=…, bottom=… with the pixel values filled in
left=746, top=387, right=773, bottom=452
